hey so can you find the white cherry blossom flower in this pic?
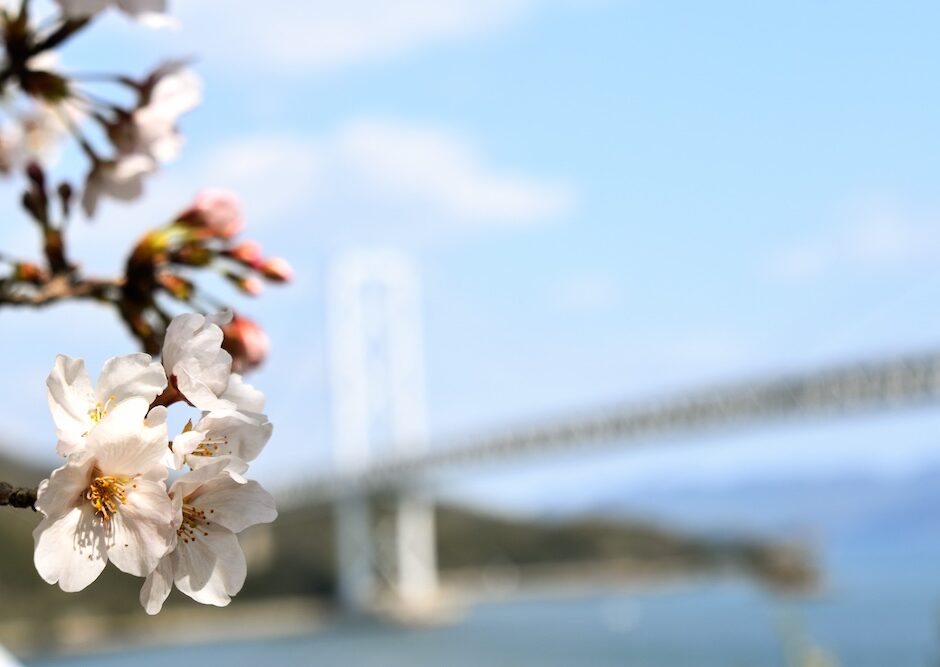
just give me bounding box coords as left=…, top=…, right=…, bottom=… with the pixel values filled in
left=81, top=154, right=156, bottom=217
left=55, top=0, right=174, bottom=26
left=139, top=458, right=277, bottom=614
left=0, top=122, right=23, bottom=174
left=46, top=353, right=166, bottom=457
left=167, top=410, right=272, bottom=471
left=162, top=313, right=264, bottom=412
left=0, top=105, right=68, bottom=173
left=109, top=66, right=201, bottom=164
left=33, top=399, right=175, bottom=592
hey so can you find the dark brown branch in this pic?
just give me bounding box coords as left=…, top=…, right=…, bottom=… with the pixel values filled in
left=0, top=274, right=121, bottom=308
left=0, top=481, right=37, bottom=510
left=28, top=18, right=91, bottom=56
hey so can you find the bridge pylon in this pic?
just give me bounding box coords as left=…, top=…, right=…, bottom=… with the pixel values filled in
left=327, top=250, right=437, bottom=612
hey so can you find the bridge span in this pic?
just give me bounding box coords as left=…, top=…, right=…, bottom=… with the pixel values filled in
left=288, top=347, right=940, bottom=500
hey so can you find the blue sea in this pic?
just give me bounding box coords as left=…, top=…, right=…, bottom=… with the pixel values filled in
left=22, top=555, right=940, bottom=667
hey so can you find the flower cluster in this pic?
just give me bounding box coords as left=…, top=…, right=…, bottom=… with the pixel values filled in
left=0, top=0, right=197, bottom=217
left=33, top=312, right=277, bottom=614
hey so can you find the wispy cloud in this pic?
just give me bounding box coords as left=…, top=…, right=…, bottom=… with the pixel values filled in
left=334, top=119, right=573, bottom=227
left=175, top=0, right=537, bottom=74
left=767, top=203, right=940, bottom=282
left=157, top=118, right=573, bottom=245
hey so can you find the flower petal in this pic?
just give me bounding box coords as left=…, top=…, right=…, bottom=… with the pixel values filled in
left=87, top=398, right=166, bottom=474
left=170, top=457, right=248, bottom=501
left=95, top=353, right=166, bottom=407
left=46, top=355, right=95, bottom=457
left=167, top=427, right=204, bottom=470
left=219, top=373, right=265, bottom=413
left=173, top=527, right=246, bottom=607
left=174, top=365, right=232, bottom=411
left=162, top=314, right=232, bottom=401
left=195, top=479, right=277, bottom=534
left=33, top=504, right=107, bottom=592
left=140, top=556, right=174, bottom=615
left=106, top=479, right=175, bottom=577
left=34, top=454, right=95, bottom=518
left=55, top=0, right=110, bottom=19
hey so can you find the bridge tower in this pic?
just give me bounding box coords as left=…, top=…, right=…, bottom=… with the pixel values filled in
left=327, top=250, right=438, bottom=611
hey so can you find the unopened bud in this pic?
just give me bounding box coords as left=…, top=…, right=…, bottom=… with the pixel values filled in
left=178, top=189, right=243, bottom=238
left=26, top=161, right=44, bottom=189
left=227, top=241, right=263, bottom=267
left=259, top=256, right=293, bottom=282
left=58, top=181, right=73, bottom=219
left=13, top=261, right=45, bottom=284
left=229, top=273, right=263, bottom=296
left=221, top=314, right=270, bottom=372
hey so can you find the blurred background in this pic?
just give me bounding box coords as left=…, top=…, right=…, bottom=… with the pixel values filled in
left=2, top=1, right=940, bottom=665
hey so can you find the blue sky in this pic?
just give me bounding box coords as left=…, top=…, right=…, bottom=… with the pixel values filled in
left=2, top=0, right=940, bottom=510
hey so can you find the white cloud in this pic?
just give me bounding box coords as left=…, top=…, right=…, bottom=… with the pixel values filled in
left=334, top=119, right=572, bottom=227
left=168, top=119, right=572, bottom=244
left=767, top=203, right=940, bottom=282
left=175, top=0, right=537, bottom=73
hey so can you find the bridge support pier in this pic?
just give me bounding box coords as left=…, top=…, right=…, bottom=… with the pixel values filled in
left=395, top=494, right=438, bottom=606
left=335, top=494, right=377, bottom=613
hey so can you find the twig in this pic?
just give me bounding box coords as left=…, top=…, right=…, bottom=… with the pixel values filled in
left=0, top=481, right=37, bottom=510
left=0, top=275, right=121, bottom=307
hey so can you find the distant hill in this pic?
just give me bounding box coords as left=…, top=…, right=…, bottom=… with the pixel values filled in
left=580, top=463, right=940, bottom=561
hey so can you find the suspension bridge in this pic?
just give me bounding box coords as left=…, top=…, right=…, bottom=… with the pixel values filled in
left=285, top=250, right=940, bottom=614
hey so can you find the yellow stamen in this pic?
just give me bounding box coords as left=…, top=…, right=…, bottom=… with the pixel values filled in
left=85, top=472, right=128, bottom=521
left=191, top=435, right=230, bottom=458
left=178, top=504, right=212, bottom=543
left=88, top=394, right=117, bottom=425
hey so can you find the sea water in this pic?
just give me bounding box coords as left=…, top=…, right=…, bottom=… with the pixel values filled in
left=22, top=572, right=940, bottom=667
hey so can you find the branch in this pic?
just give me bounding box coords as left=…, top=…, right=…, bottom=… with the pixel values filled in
left=0, top=274, right=121, bottom=307
left=0, top=481, right=37, bottom=510
left=28, top=18, right=91, bottom=56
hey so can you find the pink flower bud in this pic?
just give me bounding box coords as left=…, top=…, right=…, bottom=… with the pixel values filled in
left=179, top=189, right=243, bottom=238
left=228, top=240, right=263, bottom=267
left=237, top=274, right=264, bottom=296
left=259, top=256, right=293, bottom=282
left=221, top=314, right=270, bottom=372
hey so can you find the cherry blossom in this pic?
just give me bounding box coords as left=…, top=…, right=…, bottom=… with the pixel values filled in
left=33, top=399, right=175, bottom=592
left=161, top=313, right=264, bottom=412
left=139, top=458, right=277, bottom=614
left=81, top=154, right=156, bottom=217
left=55, top=0, right=173, bottom=26
left=0, top=105, right=68, bottom=174
left=108, top=65, right=201, bottom=164
left=167, top=409, right=272, bottom=471
left=46, top=353, right=166, bottom=457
